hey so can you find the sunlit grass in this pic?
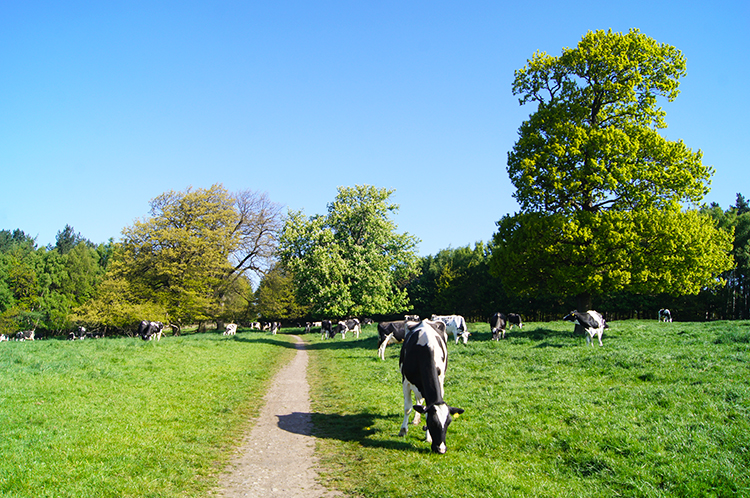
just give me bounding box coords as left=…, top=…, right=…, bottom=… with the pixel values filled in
left=308, top=320, right=750, bottom=497
left=0, top=331, right=296, bottom=498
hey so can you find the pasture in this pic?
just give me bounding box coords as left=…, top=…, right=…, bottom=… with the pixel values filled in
left=0, top=320, right=748, bottom=497
left=308, top=319, right=750, bottom=497
left=0, top=331, right=297, bottom=497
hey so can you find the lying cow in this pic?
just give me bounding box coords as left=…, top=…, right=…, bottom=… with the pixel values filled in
left=137, top=320, right=164, bottom=341
left=399, top=319, right=464, bottom=454
left=658, top=309, right=672, bottom=323
left=489, top=312, right=523, bottom=340
left=563, top=310, right=607, bottom=346
left=223, top=323, right=237, bottom=335
left=336, top=318, right=361, bottom=339
left=431, top=314, right=470, bottom=344
left=15, top=330, right=35, bottom=341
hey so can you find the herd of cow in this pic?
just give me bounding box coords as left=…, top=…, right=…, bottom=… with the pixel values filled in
left=2, top=307, right=675, bottom=454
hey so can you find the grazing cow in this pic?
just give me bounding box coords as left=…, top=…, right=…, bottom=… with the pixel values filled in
left=321, top=320, right=333, bottom=339
left=15, top=330, right=35, bottom=341
left=336, top=318, right=361, bottom=339
left=361, top=317, right=374, bottom=325
left=489, top=313, right=523, bottom=340
left=563, top=310, right=607, bottom=346
left=223, top=323, right=237, bottom=335
left=377, top=319, right=446, bottom=360
left=398, top=320, right=464, bottom=453
left=658, top=309, right=672, bottom=323
left=137, top=320, right=164, bottom=341
left=431, top=314, right=470, bottom=344
left=249, top=322, right=261, bottom=330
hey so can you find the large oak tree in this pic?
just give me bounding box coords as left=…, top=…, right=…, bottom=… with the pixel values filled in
left=491, top=29, right=733, bottom=311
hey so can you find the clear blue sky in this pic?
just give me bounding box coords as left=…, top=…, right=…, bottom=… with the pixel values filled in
left=1, top=1, right=747, bottom=256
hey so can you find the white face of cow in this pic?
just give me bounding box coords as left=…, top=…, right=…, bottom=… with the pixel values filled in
left=415, top=403, right=464, bottom=454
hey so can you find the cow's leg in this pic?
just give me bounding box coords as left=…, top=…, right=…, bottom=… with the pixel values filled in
left=378, top=333, right=394, bottom=360
left=586, top=331, right=592, bottom=346
left=597, top=329, right=603, bottom=346
left=399, top=382, right=414, bottom=436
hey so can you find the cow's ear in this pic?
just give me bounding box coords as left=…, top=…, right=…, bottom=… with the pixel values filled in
left=449, top=407, right=464, bottom=415
left=413, top=405, right=426, bottom=414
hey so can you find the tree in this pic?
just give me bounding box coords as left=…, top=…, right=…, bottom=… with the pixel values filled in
left=254, top=264, right=308, bottom=321
left=491, top=29, right=733, bottom=311
left=118, top=185, right=240, bottom=333
left=278, top=185, right=420, bottom=318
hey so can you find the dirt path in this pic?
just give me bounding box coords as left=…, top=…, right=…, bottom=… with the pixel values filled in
left=216, top=335, right=343, bottom=498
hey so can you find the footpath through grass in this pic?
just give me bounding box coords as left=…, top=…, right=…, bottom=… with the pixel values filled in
left=308, top=320, right=750, bottom=498
left=0, top=330, right=296, bottom=498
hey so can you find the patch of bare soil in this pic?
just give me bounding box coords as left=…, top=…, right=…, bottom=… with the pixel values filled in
left=216, top=336, right=343, bottom=497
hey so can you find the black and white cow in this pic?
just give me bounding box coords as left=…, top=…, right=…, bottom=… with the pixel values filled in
left=377, top=319, right=440, bottom=360
left=321, top=320, right=333, bottom=339
left=335, top=318, right=361, bottom=339
left=431, top=314, right=470, bottom=344
left=489, top=312, right=523, bottom=340
left=398, top=320, right=464, bottom=454
left=249, top=322, right=261, bottom=330
left=563, top=310, right=607, bottom=346
left=223, top=323, right=237, bottom=335
left=0, top=334, right=7, bottom=342
left=270, top=322, right=280, bottom=335
left=658, top=309, right=672, bottom=323
left=404, top=314, right=420, bottom=321
left=137, top=320, right=164, bottom=341
left=15, top=330, right=35, bottom=341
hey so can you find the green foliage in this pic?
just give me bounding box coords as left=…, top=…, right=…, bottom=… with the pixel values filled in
left=309, top=320, right=750, bottom=497
left=493, top=29, right=733, bottom=306
left=0, top=330, right=297, bottom=497
left=118, top=184, right=240, bottom=331
left=279, top=185, right=420, bottom=318
left=492, top=208, right=733, bottom=299
left=254, top=264, right=308, bottom=320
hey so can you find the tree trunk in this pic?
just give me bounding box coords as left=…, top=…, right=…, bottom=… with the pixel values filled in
left=576, top=292, right=592, bottom=312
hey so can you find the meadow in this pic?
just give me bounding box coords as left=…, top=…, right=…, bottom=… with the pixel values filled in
left=307, top=320, right=750, bottom=497
left=0, top=320, right=748, bottom=497
left=0, top=331, right=297, bottom=497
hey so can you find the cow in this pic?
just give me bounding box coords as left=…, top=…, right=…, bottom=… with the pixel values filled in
left=378, top=320, right=414, bottom=360
left=377, top=319, right=446, bottom=360
left=398, top=319, right=464, bottom=454
left=304, top=322, right=311, bottom=334
left=658, top=309, right=672, bottom=323
left=0, top=334, right=8, bottom=342
left=563, top=310, right=607, bottom=346
left=15, top=330, right=35, bottom=341
left=249, top=322, right=261, bottom=330
left=489, top=312, right=523, bottom=340
left=137, top=320, right=164, bottom=341
left=336, top=318, right=361, bottom=339
left=271, top=322, right=280, bottom=335
left=223, top=323, right=237, bottom=335
left=431, top=314, right=470, bottom=344
left=405, top=314, right=420, bottom=321
left=321, top=320, right=333, bottom=339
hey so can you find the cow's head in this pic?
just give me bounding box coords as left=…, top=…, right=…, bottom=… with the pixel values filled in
left=413, top=402, right=464, bottom=454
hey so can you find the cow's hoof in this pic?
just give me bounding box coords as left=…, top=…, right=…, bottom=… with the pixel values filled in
left=398, top=428, right=407, bottom=437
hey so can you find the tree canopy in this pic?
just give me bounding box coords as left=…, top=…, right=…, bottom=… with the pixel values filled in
left=491, top=29, right=733, bottom=309
left=278, top=185, right=420, bottom=318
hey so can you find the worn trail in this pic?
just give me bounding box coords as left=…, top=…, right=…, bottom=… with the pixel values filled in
left=217, top=335, right=342, bottom=498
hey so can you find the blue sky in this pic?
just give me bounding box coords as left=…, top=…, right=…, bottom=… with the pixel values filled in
left=1, top=1, right=747, bottom=256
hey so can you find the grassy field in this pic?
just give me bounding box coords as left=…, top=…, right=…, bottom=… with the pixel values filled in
left=0, top=331, right=297, bottom=498
left=1, top=321, right=748, bottom=497
left=307, top=320, right=750, bottom=497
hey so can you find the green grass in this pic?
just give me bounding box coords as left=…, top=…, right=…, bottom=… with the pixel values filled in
left=308, top=320, right=750, bottom=497
left=0, top=330, right=297, bottom=498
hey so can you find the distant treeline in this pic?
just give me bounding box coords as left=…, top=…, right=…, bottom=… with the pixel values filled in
left=1, top=195, right=748, bottom=336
